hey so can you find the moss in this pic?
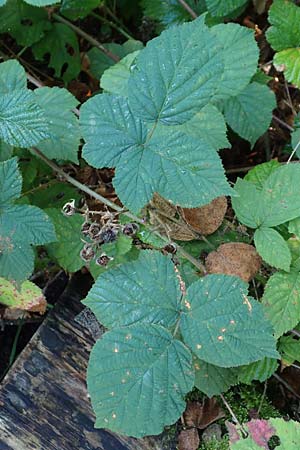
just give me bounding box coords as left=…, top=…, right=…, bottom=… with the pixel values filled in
left=198, top=437, right=229, bottom=450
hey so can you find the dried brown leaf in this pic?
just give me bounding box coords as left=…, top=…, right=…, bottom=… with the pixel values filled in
left=181, top=197, right=227, bottom=235
left=184, top=398, right=225, bottom=430
left=178, top=428, right=200, bottom=450
left=205, top=242, right=262, bottom=282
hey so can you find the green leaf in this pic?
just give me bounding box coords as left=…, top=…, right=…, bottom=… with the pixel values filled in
left=262, top=269, right=300, bottom=337
left=88, top=40, right=143, bottom=80
left=101, top=51, right=140, bottom=97
left=0, top=60, right=27, bottom=94
left=83, top=251, right=181, bottom=329
left=128, top=16, right=224, bottom=124
left=60, top=0, right=102, bottom=19
left=193, top=356, right=238, bottom=397
left=237, top=357, right=278, bottom=385
left=233, top=165, right=300, bottom=229
left=254, top=227, right=291, bottom=271
left=211, top=23, right=259, bottom=101
left=28, top=181, right=81, bottom=209
left=266, top=0, right=300, bottom=52
left=45, top=208, right=84, bottom=272
left=141, top=0, right=207, bottom=29
left=289, top=217, right=300, bottom=239
left=278, top=335, right=300, bottom=365
left=34, top=87, right=80, bottom=162
left=0, top=157, right=22, bottom=207
left=0, top=0, right=52, bottom=46
left=244, top=160, right=281, bottom=189
left=231, top=179, right=262, bottom=228
left=0, top=277, right=46, bottom=311
left=87, top=323, right=194, bottom=437
left=24, top=0, right=59, bottom=4
left=0, top=141, right=13, bottom=162
left=174, top=104, right=229, bottom=151
left=223, top=82, right=276, bottom=146
left=0, top=158, right=56, bottom=283
left=0, top=89, right=49, bottom=148
left=269, top=418, right=300, bottom=449
left=291, top=127, right=300, bottom=158
left=205, top=0, right=248, bottom=17
left=80, top=94, right=232, bottom=212
left=32, top=23, right=80, bottom=82
left=274, top=48, right=300, bottom=88
left=180, top=274, right=279, bottom=367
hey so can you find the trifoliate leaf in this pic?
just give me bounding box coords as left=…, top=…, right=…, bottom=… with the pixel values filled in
left=180, top=274, right=279, bottom=367
left=0, top=157, right=22, bottom=207
left=88, top=40, right=143, bottom=80
left=237, top=357, right=278, bottom=385
left=80, top=93, right=232, bottom=213
left=60, top=0, right=102, bottom=19
left=254, top=227, right=291, bottom=271
left=0, top=277, right=46, bottom=313
left=211, top=23, right=259, bottom=101
left=87, top=323, right=194, bottom=437
left=0, top=0, right=52, bottom=46
left=262, top=269, right=300, bottom=337
left=101, top=51, right=140, bottom=97
left=193, top=356, right=238, bottom=397
left=223, top=82, right=276, bottom=146
left=45, top=208, right=84, bottom=273
left=34, top=87, right=80, bottom=162
left=174, top=104, right=229, bottom=150
left=141, top=0, right=206, bottom=29
left=0, top=60, right=27, bottom=94
left=244, top=160, right=281, bottom=189
left=83, top=251, right=181, bottom=329
left=0, top=89, right=49, bottom=148
left=205, top=0, right=248, bottom=17
left=128, top=16, right=224, bottom=125
left=32, top=23, right=80, bottom=82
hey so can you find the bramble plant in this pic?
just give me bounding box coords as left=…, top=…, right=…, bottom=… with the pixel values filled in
left=1, top=0, right=300, bottom=443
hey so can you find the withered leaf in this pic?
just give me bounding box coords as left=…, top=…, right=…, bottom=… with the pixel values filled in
left=205, top=242, right=262, bottom=282
left=184, top=398, right=225, bottom=430
left=181, top=197, right=227, bottom=235
left=178, top=428, right=200, bottom=450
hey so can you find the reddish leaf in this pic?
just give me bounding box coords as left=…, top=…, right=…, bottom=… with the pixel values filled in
left=184, top=398, right=225, bottom=430
left=178, top=428, right=200, bottom=450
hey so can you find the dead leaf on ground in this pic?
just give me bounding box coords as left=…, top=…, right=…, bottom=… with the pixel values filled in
left=148, top=193, right=198, bottom=241
left=181, top=197, right=227, bottom=235
left=184, top=398, right=225, bottom=430
left=177, top=428, right=200, bottom=450
left=205, top=242, right=262, bottom=282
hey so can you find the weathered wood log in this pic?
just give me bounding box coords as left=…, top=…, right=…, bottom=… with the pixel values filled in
left=0, top=273, right=177, bottom=450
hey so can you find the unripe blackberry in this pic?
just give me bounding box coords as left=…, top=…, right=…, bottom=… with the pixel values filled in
left=122, top=223, right=140, bottom=236
left=80, top=243, right=95, bottom=262
left=163, top=243, right=177, bottom=254
left=99, top=227, right=117, bottom=243
left=81, top=221, right=91, bottom=236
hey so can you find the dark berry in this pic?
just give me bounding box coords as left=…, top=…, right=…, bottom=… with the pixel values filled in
left=80, top=243, right=95, bottom=262
left=96, top=254, right=111, bottom=266
left=99, top=227, right=117, bottom=243
left=62, top=200, right=76, bottom=216
left=163, top=243, right=177, bottom=254
left=88, top=222, right=102, bottom=240
left=81, top=222, right=91, bottom=236
left=122, top=223, right=140, bottom=236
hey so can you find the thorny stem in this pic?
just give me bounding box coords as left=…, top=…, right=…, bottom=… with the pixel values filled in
left=52, top=13, right=120, bottom=62
left=90, top=11, right=133, bottom=40
left=31, top=147, right=207, bottom=274
left=177, top=0, right=198, bottom=19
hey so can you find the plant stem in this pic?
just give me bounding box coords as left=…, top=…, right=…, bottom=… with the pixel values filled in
left=52, top=13, right=120, bottom=62
left=31, top=147, right=207, bottom=274
left=272, top=114, right=294, bottom=132
left=9, top=318, right=24, bottom=366
left=273, top=373, right=300, bottom=400
left=220, top=394, right=246, bottom=434
left=177, top=0, right=198, bottom=18
left=90, top=11, right=133, bottom=40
